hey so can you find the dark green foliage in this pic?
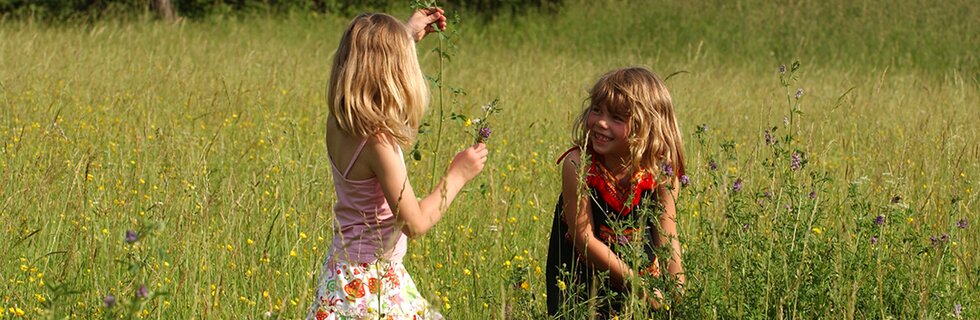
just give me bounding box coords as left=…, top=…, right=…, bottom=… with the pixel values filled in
left=0, top=0, right=563, bottom=20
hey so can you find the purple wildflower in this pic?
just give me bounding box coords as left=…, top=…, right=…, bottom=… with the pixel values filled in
left=137, top=285, right=149, bottom=299
left=790, top=152, right=802, bottom=170
left=617, top=235, right=630, bottom=245
left=742, top=223, right=749, bottom=231
left=661, top=163, right=673, bottom=177
left=930, top=235, right=939, bottom=246
left=756, top=198, right=766, bottom=206
left=764, top=191, right=773, bottom=199
left=698, top=124, right=708, bottom=133
left=104, top=294, right=116, bottom=308
left=680, top=175, right=690, bottom=187
left=941, top=233, right=949, bottom=243
left=709, top=159, right=718, bottom=171
left=732, top=178, right=743, bottom=193
left=957, top=218, right=968, bottom=229
left=779, top=64, right=786, bottom=74
left=954, top=303, right=962, bottom=317
left=478, top=127, right=492, bottom=141
left=125, top=230, right=138, bottom=243
left=874, top=215, right=885, bottom=226
left=795, top=88, right=804, bottom=99
left=765, top=130, right=774, bottom=146
left=870, top=236, right=878, bottom=245
left=808, top=191, right=817, bottom=199
left=891, top=195, right=902, bottom=204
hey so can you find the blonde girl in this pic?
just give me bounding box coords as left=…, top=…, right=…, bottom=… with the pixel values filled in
left=309, top=8, right=487, bottom=320
left=546, top=67, right=686, bottom=317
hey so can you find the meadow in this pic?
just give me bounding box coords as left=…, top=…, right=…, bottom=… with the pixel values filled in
left=0, top=0, right=978, bottom=318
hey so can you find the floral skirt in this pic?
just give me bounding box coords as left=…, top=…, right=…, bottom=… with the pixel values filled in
left=307, top=260, right=442, bottom=320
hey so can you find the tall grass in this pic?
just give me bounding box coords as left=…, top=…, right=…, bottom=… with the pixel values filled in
left=0, top=0, right=976, bottom=318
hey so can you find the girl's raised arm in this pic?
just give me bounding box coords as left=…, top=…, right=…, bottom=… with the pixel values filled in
left=367, top=136, right=487, bottom=238
left=405, top=7, right=446, bottom=42
left=561, top=149, right=633, bottom=289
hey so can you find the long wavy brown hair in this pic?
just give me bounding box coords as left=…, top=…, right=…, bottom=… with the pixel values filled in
left=572, top=67, right=686, bottom=179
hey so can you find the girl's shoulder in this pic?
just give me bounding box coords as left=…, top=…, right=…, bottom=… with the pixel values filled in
left=556, top=147, right=587, bottom=170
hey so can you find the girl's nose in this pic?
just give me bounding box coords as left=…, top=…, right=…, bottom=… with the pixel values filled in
left=595, top=118, right=609, bottom=129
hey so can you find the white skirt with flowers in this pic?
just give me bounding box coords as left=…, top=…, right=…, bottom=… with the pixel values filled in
left=307, top=260, right=442, bottom=320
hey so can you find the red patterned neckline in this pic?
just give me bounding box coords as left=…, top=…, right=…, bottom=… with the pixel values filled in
left=585, top=155, right=656, bottom=216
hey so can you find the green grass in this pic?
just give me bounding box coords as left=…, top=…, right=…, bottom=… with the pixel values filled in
left=0, top=0, right=977, bottom=318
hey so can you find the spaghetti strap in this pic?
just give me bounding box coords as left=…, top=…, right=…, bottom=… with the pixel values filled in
left=343, top=138, right=369, bottom=178
left=556, top=147, right=580, bottom=164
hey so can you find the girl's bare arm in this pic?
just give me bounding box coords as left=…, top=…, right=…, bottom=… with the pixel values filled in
left=369, top=136, right=487, bottom=238
left=561, top=149, right=634, bottom=289
left=657, top=180, right=685, bottom=289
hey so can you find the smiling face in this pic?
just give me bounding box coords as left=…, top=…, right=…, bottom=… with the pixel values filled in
left=586, top=103, right=631, bottom=165
left=573, top=67, right=686, bottom=177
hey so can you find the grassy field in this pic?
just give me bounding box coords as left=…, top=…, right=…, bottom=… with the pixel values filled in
left=1, top=0, right=977, bottom=318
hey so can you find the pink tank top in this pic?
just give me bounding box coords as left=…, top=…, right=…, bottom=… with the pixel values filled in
left=327, top=139, right=408, bottom=264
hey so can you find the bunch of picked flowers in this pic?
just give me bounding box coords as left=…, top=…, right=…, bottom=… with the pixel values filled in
left=454, top=98, right=501, bottom=144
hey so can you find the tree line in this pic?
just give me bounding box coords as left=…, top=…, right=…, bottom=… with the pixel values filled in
left=0, top=0, right=562, bottom=21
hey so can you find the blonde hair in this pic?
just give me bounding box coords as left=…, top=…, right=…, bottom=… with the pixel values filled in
left=328, top=13, right=429, bottom=146
left=573, top=67, right=686, bottom=178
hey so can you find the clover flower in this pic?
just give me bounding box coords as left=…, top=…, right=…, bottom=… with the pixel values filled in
left=680, top=175, right=690, bottom=187
left=874, top=215, right=885, bottom=226
left=137, top=285, right=149, bottom=299
left=732, top=178, right=743, bottom=192
left=661, top=163, right=673, bottom=177
left=478, top=127, right=492, bottom=142
left=125, top=230, right=139, bottom=243
left=790, top=152, right=802, bottom=170
left=104, top=294, right=116, bottom=308
left=472, top=98, right=500, bottom=144
left=870, top=236, right=878, bottom=245
left=957, top=218, right=968, bottom=229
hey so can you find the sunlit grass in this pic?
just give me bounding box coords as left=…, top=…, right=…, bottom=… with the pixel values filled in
left=0, top=0, right=977, bottom=318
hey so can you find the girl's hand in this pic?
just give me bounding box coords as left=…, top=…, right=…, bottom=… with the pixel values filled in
left=406, top=7, right=446, bottom=42
left=640, top=287, right=665, bottom=309
left=448, top=143, right=487, bottom=182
